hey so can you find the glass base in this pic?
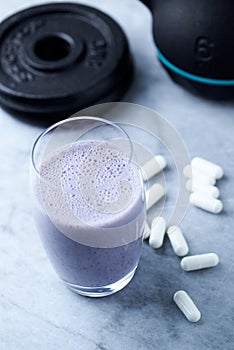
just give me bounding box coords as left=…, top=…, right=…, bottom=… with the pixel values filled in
left=64, top=267, right=137, bottom=297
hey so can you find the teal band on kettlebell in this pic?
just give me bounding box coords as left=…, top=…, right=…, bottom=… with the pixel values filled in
left=156, top=47, right=234, bottom=86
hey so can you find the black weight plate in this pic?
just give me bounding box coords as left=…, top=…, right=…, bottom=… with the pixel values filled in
left=0, top=3, right=133, bottom=123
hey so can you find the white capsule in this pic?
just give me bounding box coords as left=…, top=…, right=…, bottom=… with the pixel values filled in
left=146, top=183, right=165, bottom=210
left=181, top=253, right=219, bottom=271
left=141, top=155, right=167, bottom=181
left=173, top=290, right=201, bottom=322
left=143, top=221, right=151, bottom=240
left=186, top=179, right=220, bottom=198
left=191, top=175, right=216, bottom=186
left=190, top=193, right=223, bottom=214
left=149, top=217, right=166, bottom=248
left=191, top=157, right=224, bottom=180
left=183, top=164, right=209, bottom=180
left=183, top=164, right=193, bottom=178
left=183, top=165, right=216, bottom=185
left=167, top=226, right=189, bottom=257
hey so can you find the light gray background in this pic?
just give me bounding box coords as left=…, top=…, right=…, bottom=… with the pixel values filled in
left=0, top=1, right=234, bottom=349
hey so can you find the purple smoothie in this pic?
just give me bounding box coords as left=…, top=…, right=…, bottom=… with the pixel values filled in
left=33, top=141, right=145, bottom=288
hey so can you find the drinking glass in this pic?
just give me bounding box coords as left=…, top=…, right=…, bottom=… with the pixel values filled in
left=31, top=116, right=146, bottom=297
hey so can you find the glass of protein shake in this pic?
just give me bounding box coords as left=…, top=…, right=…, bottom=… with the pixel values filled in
left=31, top=117, right=146, bottom=297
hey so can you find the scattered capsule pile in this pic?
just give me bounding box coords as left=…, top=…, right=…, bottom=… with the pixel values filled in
left=184, top=157, right=224, bottom=214
left=141, top=155, right=224, bottom=323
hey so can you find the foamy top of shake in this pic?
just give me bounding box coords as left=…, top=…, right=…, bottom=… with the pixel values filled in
left=38, top=141, right=144, bottom=230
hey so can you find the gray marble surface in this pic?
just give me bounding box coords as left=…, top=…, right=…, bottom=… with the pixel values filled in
left=1, top=0, right=234, bottom=349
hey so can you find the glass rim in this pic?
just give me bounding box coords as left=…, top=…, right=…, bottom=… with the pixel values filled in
left=31, top=115, right=134, bottom=180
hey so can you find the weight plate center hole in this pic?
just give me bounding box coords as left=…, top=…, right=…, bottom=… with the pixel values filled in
left=34, top=35, right=71, bottom=61
left=25, top=32, right=83, bottom=72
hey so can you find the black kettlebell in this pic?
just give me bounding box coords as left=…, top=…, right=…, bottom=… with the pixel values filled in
left=140, top=0, right=234, bottom=99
